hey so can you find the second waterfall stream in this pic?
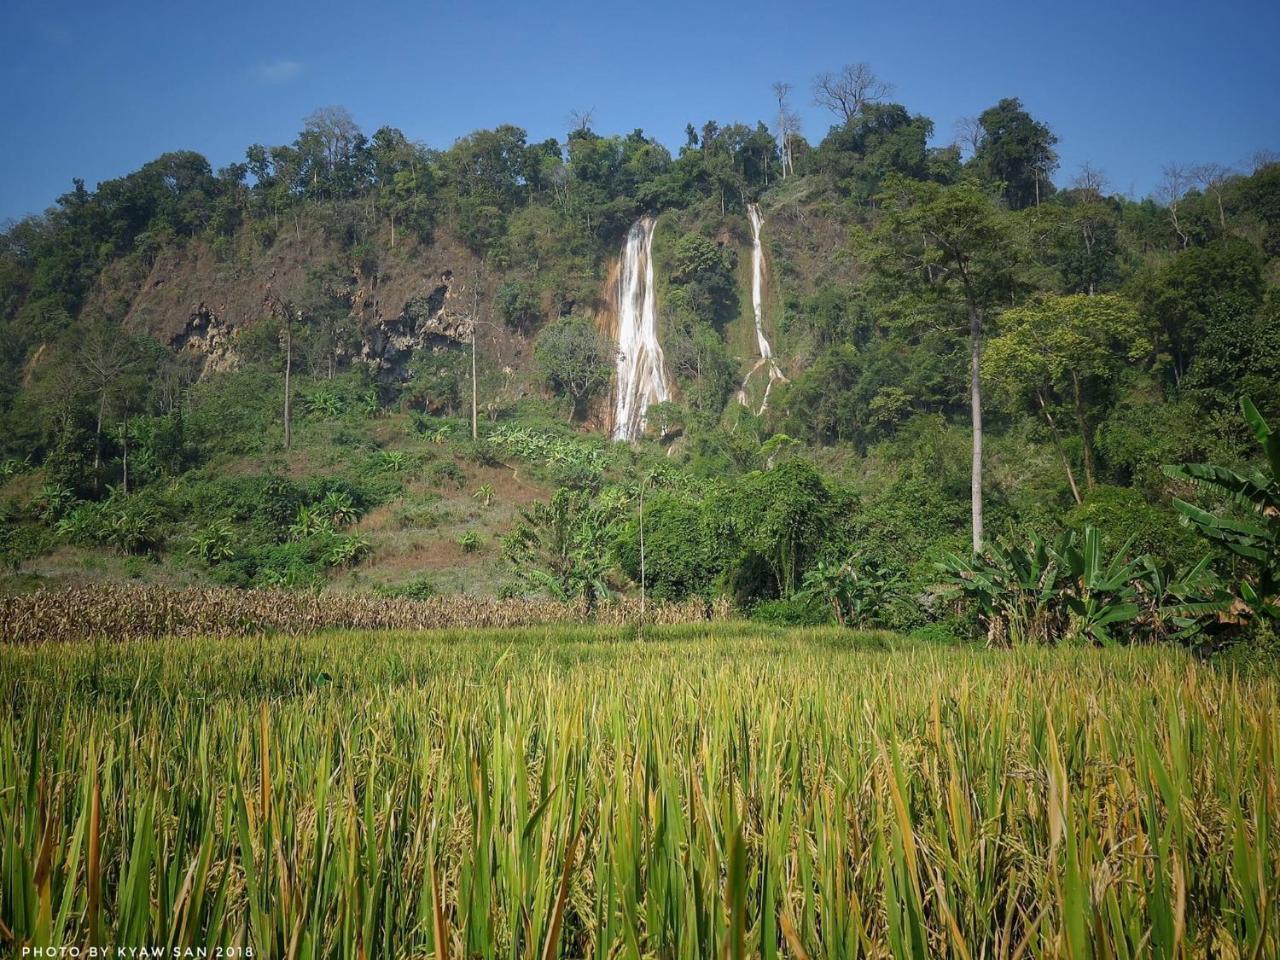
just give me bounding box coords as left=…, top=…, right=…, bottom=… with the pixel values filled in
left=739, top=203, right=786, bottom=413
left=611, top=216, right=669, bottom=441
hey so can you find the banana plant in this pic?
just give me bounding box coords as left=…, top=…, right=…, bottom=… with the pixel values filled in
left=936, top=533, right=1069, bottom=645
left=800, top=554, right=900, bottom=628
left=1055, top=527, right=1140, bottom=645
left=1133, top=555, right=1231, bottom=643
left=1164, top=397, right=1280, bottom=619
left=937, top=526, right=1225, bottom=646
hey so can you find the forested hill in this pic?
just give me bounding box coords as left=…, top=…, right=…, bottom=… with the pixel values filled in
left=1, top=78, right=1278, bottom=631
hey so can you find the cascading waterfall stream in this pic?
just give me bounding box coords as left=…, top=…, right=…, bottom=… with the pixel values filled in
left=612, top=216, right=669, bottom=441
left=737, top=203, right=786, bottom=413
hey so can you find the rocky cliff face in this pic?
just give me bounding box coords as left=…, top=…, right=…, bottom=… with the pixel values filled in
left=108, top=226, right=496, bottom=383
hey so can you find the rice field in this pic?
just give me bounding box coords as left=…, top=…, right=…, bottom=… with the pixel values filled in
left=1, top=623, right=1277, bottom=958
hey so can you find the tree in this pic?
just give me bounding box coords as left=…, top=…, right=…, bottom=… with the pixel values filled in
left=1191, top=162, right=1235, bottom=233
left=503, top=487, right=624, bottom=602
left=534, top=315, right=614, bottom=421
left=771, top=81, right=800, bottom=178
left=812, top=63, right=892, bottom=125
left=984, top=294, right=1147, bottom=500
left=77, top=321, right=148, bottom=487
left=1239, top=160, right=1280, bottom=256
left=266, top=295, right=301, bottom=449
left=730, top=459, right=835, bottom=599
left=299, top=106, right=368, bottom=199
left=1134, top=237, right=1264, bottom=386
left=971, top=98, right=1059, bottom=210
left=666, top=232, right=738, bottom=326
left=370, top=126, right=435, bottom=245
left=1157, top=164, right=1193, bottom=249
left=811, top=103, right=934, bottom=200
left=861, top=177, right=1019, bottom=550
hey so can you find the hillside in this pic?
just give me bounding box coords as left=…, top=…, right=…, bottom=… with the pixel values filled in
left=2, top=98, right=1279, bottom=642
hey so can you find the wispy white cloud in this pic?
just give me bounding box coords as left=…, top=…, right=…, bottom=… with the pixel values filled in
left=253, top=60, right=303, bottom=84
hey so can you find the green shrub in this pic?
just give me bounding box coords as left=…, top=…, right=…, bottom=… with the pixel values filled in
left=55, top=494, right=165, bottom=555
left=1065, top=485, right=1201, bottom=568
left=749, top=595, right=832, bottom=627
left=615, top=490, right=725, bottom=601
left=427, top=461, right=466, bottom=489
left=376, top=575, right=437, bottom=600
left=188, top=519, right=236, bottom=564
left=907, top=622, right=969, bottom=646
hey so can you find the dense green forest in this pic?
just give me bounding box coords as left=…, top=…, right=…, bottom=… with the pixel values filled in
left=2, top=68, right=1278, bottom=647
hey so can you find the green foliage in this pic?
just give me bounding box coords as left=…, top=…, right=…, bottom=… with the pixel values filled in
left=495, top=280, right=543, bottom=333
left=936, top=526, right=1223, bottom=646
left=1064, top=485, right=1202, bottom=568
left=748, top=594, right=832, bottom=626
left=322, top=532, right=370, bottom=567
left=376, top=575, right=436, bottom=599
left=426, top=460, right=466, bottom=489
left=723, top=459, right=840, bottom=600
left=503, top=487, right=626, bottom=602
left=666, top=231, right=738, bottom=326
left=534, top=315, right=613, bottom=421
left=55, top=493, right=165, bottom=556
left=800, top=554, right=901, bottom=628
left=811, top=103, right=938, bottom=200
left=488, top=426, right=607, bottom=474
left=1165, top=398, right=1280, bottom=618
left=187, top=518, right=236, bottom=565
left=1134, top=237, right=1264, bottom=388
left=970, top=97, right=1059, bottom=210
left=0, top=507, right=48, bottom=572
left=615, top=489, right=727, bottom=601
left=375, top=450, right=410, bottom=473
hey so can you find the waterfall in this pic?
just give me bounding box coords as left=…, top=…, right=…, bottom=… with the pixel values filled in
left=612, top=216, right=669, bottom=441
left=747, top=204, right=773, bottom=361
left=738, top=203, right=786, bottom=413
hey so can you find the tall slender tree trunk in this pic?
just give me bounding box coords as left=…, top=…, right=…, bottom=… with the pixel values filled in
left=1038, top=390, right=1082, bottom=504
left=470, top=280, right=480, bottom=440
left=93, top=390, right=106, bottom=488
left=121, top=407, right=129, bottom=495
left=1070, top=369, right=1095, bottom=489
left=967, top=298, right=984, bottom=552
left=283, top=314, right=293, bottom=450
left=639, top=481, right=646, bottom=620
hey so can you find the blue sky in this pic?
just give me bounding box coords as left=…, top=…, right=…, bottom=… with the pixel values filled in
left=2, top=0, right=1278, bottom=221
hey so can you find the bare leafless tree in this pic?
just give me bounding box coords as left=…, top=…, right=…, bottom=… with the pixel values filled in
left=771, top=81, right=800, bottom=178
left=954, top=116, right=983, bottom=160
left=78, top=322, right=141, bottom=485
left=302, top=106, right=362, bottom=192
left=1071, top=162, right=1109, bottom=199
left=1250, top=149, right=1279, bottom=173
left=1157, top=164, right=1193, bottom=249
left=1191, top=162, right=1235, bottom=231
left=566, top=108, right=595, bottom=134
left=812, top=63, right=892, bottom=124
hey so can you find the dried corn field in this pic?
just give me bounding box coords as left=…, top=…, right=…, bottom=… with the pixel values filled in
left=1, top=624, right=1278, bottom=958
left=0, top=586, right=731, bottom=644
